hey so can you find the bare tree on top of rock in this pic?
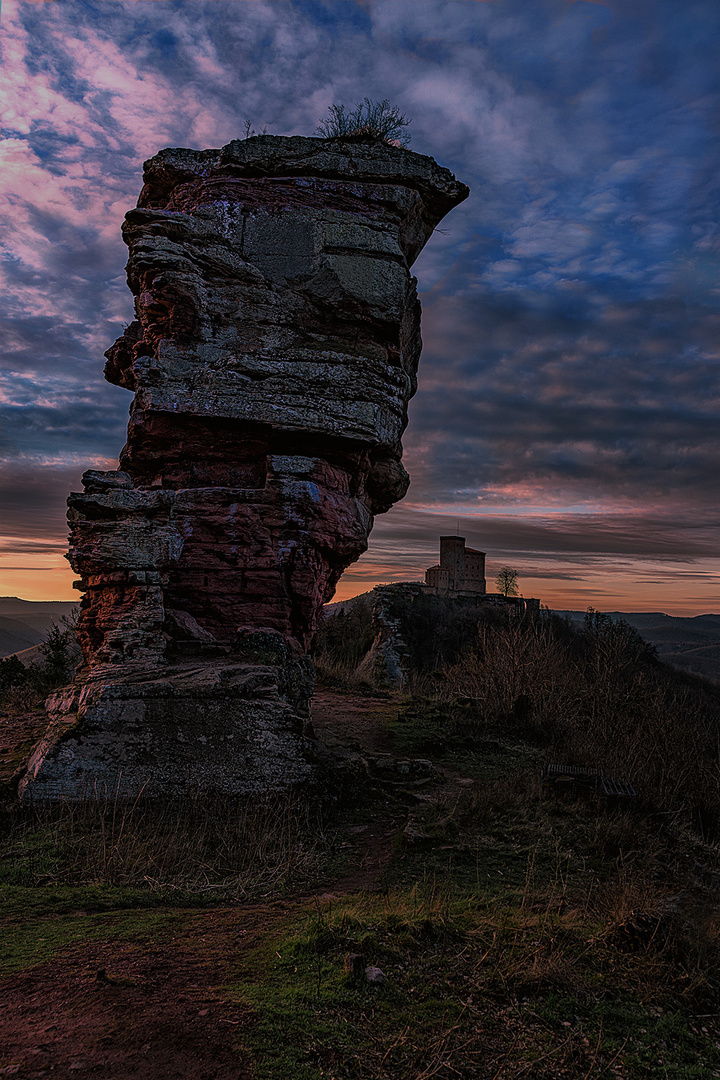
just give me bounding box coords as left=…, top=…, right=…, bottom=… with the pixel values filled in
left=243, top=119, right=268, bottom=139
left=316, top=99, right=411, bottom=146
left=495, top=567, right=520, bottom=597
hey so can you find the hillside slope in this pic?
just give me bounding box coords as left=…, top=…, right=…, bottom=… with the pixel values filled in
left=326, top=593, right=720, bottom=682
left=558, top=610, right=720, bottom=681
left=0, top=599, right=77, bottom=658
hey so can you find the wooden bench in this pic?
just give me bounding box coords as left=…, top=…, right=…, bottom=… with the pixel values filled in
left=542, top=763, right=637, bottom=808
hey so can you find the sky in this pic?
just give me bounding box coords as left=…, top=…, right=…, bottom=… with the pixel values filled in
left=1, top=0, right=719, bottom=615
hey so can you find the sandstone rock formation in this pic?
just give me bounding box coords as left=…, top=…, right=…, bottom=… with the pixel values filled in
left=19, top=135, right=467, bottom=801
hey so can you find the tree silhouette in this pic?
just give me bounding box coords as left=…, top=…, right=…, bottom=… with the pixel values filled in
left=495, top=567, right=519, bottom=597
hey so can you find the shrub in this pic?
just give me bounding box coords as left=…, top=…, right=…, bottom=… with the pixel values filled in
left=243, top=119, right=268, bottom=139
left=312, top=596, right=375, bottom=672
left=0, top=612, right=78, bottom=706
left=38, top=619, right=75, bottom=688
left=441, top=608, right=720, bottom=831
left=315, top=98, right=411, bottom=146
left=0, top=655, right=27, bottom=693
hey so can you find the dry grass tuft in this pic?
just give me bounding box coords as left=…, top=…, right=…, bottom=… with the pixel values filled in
left=3, top=790, right=329, bottom=898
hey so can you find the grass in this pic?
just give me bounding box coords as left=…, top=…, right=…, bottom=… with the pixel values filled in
left=213, top=704, right=720, bottom=1078
left=3, top=668, right=720, bottom=1077
left=0, top=790, right=338, bottom=904
left=224, top=877, right=720, bottom=1078
left=0, top=906, right=180, bottom=977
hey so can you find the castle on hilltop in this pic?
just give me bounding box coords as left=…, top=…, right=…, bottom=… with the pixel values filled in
left=424, top=535, right=486, bottom=596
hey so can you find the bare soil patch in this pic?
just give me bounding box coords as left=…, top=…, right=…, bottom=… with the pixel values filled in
left=310, top=685, right=398, bottom=755
left=0, top=905, right=310, bottom=1079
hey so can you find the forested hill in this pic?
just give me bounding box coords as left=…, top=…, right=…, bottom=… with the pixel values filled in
left=327, top=595, right=720, bottom=683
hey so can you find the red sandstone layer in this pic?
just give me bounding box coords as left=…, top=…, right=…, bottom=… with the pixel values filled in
left=68, top=135, right=468, bottom=673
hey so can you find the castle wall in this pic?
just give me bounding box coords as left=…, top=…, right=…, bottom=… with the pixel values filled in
left=464, top=548, right=486, bottom=593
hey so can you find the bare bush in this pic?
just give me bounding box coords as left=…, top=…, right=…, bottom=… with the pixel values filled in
left=316, top=98, right=411, bottom=146
left=440, top=610, right=720, bottom=831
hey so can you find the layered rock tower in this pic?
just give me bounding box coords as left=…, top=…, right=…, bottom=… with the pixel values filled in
left=20, top=135, right=468, bottom=801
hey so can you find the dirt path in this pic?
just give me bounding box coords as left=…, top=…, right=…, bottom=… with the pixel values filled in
left=310, top=685, right=398, bottom=755
left=311, top=686, right=406, bottom=895
left=311, top=684, right=476, bottom=895
left=0, top=905, right=303, bottom=1079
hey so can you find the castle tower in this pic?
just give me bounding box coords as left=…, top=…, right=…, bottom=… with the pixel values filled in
left=440, top=535, right=466, bottom=591
left=426, top=536, right=486, bottom=594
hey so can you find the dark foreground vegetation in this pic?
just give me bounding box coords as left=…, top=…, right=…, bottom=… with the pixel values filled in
left=315, top=599, right=720, bottom=839
left=2, top=605, right=720, bottom=1077
left=0, top=614, right=77, bottom=703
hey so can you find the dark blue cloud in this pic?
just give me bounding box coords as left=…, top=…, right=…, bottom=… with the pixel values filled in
left=408, top=289, right=720, bottom=513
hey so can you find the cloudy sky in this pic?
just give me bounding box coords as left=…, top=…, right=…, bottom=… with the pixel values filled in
left=1, top=0, right=719, bottom=615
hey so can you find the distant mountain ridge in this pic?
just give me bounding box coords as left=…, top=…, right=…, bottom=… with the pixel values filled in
left=0, top=598, right=77, bottom=658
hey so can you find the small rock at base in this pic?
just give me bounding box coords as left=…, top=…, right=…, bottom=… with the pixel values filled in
left=365, top=965, right=387, bottom=985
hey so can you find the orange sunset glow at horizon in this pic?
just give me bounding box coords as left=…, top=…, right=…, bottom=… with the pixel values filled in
left=3, top=523, right=718, bottom=618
